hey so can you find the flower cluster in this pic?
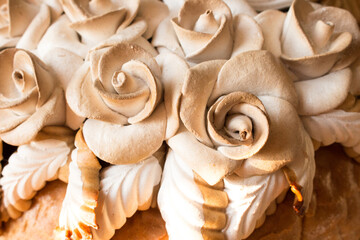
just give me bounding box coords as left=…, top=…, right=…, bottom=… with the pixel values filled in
left=0, top=0, right=359, bottom=239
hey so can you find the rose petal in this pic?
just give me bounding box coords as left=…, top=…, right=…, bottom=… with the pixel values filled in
left=41, top=48, right=84, bottom=90
left=16, top=4, right=51, bottom=50
left=280, top=35, right=351, bottom=78
left=180, top=60, right=226, bottom=147
left=9, top=0, right=38, bottom=37
left=231, top=14, right=264, bottom=57
left=210, top=50, right=298, bottom=108
left=66, top=62, right=128, bottom=125
left=222, top=0, right=257, bottom=17
left=152, top=17, right=185, bottom=57
left=281, top=0, right=315, bottom=59
left=255, top=10, right=286, bottom=58
left=0, top=109, right=28, bottom=133
left=0, top=88, right=38, bottom=116
left=234, top=96, right=306, bottom=176
left=0, top=87, right=65, bottom=145
left=295, top=68, right=351, bottom=116
left=91, top=19, right=147, bottom=51
left=167, top=124, right=240, bottom=186
left=156, top=51, right=189, bottom=139
left=37, top=15, right=89, bottom=58
left=83, top=104, right=166, bottom=165
left=231, top=14, right=263, bottom=58
left=41, top=48, right=85, bottom=130
left=70, top=9, right=127, bottom=45
left=138, top=0, right=169, bottom=39
left=172, top=15, right=233, bottom=63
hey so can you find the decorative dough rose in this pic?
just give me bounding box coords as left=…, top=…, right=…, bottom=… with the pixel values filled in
left=63, top=42, right=166, bottom=239
left=59, top=0, right=168, bottom=46
left=160, top=50, right=315, bottom=239
left=256, top=0, right=360, bottom=78
left=0, top=0, right=62, bottom=50
left=169, top=50, right=310, bottom=184
left=0, top=48, right=65, bottom=146
left=255, top=0, right=360, bottom=160
left=153, top=0, right=263, bottom=64
left=66, top=42, right=166, bottom=165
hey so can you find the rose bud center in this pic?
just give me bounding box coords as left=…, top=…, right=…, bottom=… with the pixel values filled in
left=193, top=9, right=219, bottom=34
left=111, top=70, right=144, bottom=95
left=224, top=114, right=253, bottom=143
left=312, top=20, right=334, bottom=50
left=12, top=69, right=26, bottom=92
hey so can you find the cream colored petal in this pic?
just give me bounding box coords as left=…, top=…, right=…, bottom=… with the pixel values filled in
left=210, top=50, right=298, bottom=108
left=83, top=104, right=166, bottom=165
left=0, top=87, right=37, bottom=112
left=37, top=15, right=89, bottom=58
left=28, top=52, right=57, bottom=106
left=295, top=68, right=352, bottom=116
left=234, top=96, right=305, bottom=176
left=0, top=109, right=28, bottom=133
left=280, top=42, right=350, bottom=79
left=8, top=0, right=38, bottom=37
left=0, top=87, right=65, bottom=146
left=231, top=14, right=263, bottom=58
left=172, top=16, right=233, bottom=63
left=138, top=0, right=169, bottom=39
left=90, top=18, right=147, bottom=51
left=126, top=61, right=161, bottom=124
left=152, top=17, right=184, bottom=57
left=41, top=48, right=84, bottom=90
left=0, top=36, right=19, bottom=49
left=41, top=48, right=85, bottom=130
left=180, top=60, right=226, bottom=147
left=281, top=0, right=315, bottom=59
left=113, top=0, right=140, bottom=30
left=163, top=0, right=184, bottom=16
left=255, top=10, right=286, bottom=58
left=132, top=36, right=158, bottom=57
left=60, top=0, right=91, bottom=22
left=71, top=9, right=127, bottom=46
left=223, top=0, right=257, bottom=17
left=16, top=4, right=51, bottom=50
left=66, top=62, right=128, bottom=125
left=207, top=92, right=269, bottom=160
left=167, top=124, right=240, bottom=186
left=156, top=51, right=189, bottom=139
left=42, top=0, right=63, bottom=19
